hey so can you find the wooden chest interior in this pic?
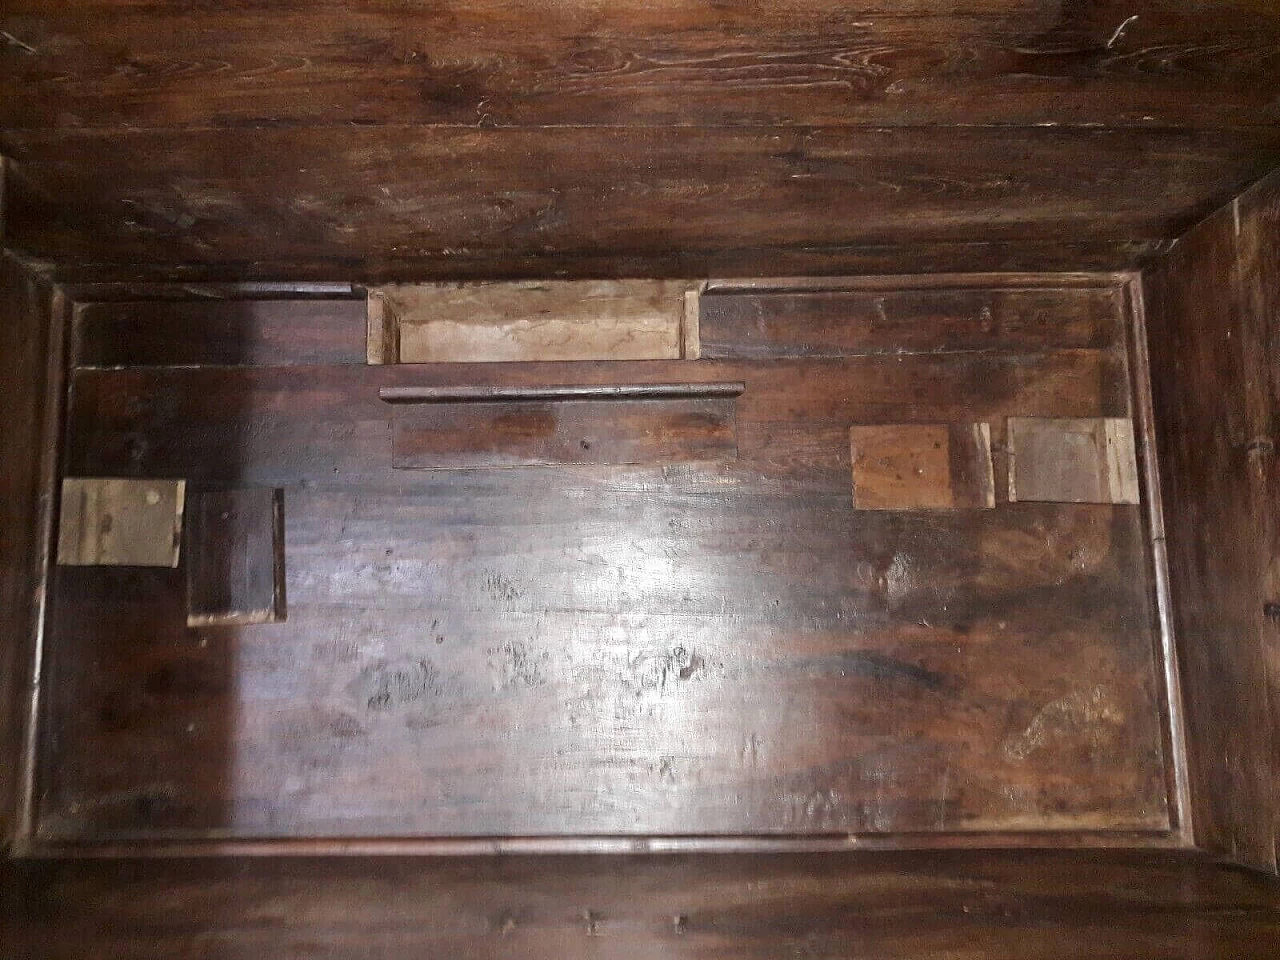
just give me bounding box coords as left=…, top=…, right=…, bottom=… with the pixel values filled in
left=4, top=2, right=1280, bottom=953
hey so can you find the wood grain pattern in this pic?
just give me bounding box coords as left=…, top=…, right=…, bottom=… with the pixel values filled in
left=2, top=126, right=1277, bottom=270
left=185, top=488, right=286, bottom=628
left=73, top=299, right=366, bottom=368
left=0, top=254, right=57, bottom=850
left=1, top=3, right=1278, bottom=130
left=5, top=851, right=1280, bottom=960
left=1008, top=418, right=1139, bottom=505
left=1144, top=169, right=1280, bottom=873
left=373, top=280, right=698, bottom=364
left=392, top=397, right=739, bottom=469
left=850, top=423, right=995, bottom=510
left=33, top=281, right=1173, bottom=844
left=700, top=286, right=1121, bottom=359
left=56, top=478, right=185, bottom=568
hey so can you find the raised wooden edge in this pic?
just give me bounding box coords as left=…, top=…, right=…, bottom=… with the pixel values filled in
left=22, top=827, right=1188, bottom=860
left=1125, top=274, right=1195, bottom=846
left=12, top=285, right=71, bottom=855
left=379, top=382, right=746, bottom=404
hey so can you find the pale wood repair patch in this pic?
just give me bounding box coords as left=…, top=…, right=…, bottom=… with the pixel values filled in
left=57, top=477, right=186, bottom=567
left=850, top=423, right=994, bottom=510
left=1007, top=417, right=1139, bottom=504
left=367, top=280, right=702, bottom=363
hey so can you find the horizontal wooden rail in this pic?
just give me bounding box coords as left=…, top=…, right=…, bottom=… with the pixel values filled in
left=378, top=382, right=745, bottom=404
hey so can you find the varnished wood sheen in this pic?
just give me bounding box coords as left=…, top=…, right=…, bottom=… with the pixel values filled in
left=5, top=851, right=1280, bottom=959
left=1145, top=169, right=1280, bottom=873
left=2, top=127, right=1277, bottom=271
left=31, top=279, right=1175, bottom=844
left=391, top=397, right=739, bottom=469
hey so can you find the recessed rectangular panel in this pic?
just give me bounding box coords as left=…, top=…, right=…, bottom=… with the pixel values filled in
left=1008, top=417, right=1139, bottom=504
left=370, top=280, right=699, bottom=363
left=74, top=300, right=366, bottom=368
left=393, top=397, right=738, bottom=469
left=56, top=477, right=185, bottom=567
left=850, top=423, right=994, bottom=510
left=185, top=488, right=286, bottom=627
left=700, top=287, right=1120, bottom=359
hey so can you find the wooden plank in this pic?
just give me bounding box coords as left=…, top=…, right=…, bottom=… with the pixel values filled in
left=850, top=423, right=995, bottom=510
left=392, top=397, right=738, bottom=469
left=184, top=488, right=286, bottom=627
left=73, top=299, right=366, bottom=368
left=3, top=126, right=1278, bottom=269
left=372, top=280, right=698, bottom=364
left=1144, top=169, right=1280, bottom=872
left=2, top=4, right=1280, bottom=130
left=0, top=254, right=58, bottom=850
left=1007, top=418, right=1139, bottom=504
left=699, top=287, right=1120, bottom=358
left=36, top=287, right=1167, bottom=842
left=56, top=478, right=185, bottom=568
left=6, top=853, right=1280, bottom=959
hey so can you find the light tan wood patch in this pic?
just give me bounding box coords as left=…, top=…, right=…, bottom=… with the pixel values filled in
left=57, top=477, right=186, bottom=567
left=368, top=280, right=702, bottom=363
left=850, top=423, right=994, bottom=510
left=1007, top=417, right=1139, bottom=504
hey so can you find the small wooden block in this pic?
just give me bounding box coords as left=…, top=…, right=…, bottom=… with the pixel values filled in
left=185, top=488, right=286, bottom=627
left=393, top=397, right=738, bottom=469
left=57, top=477, right=185, bottom=567
left=1007, top=417, right=1140, bottom=504
left=850, top=423, right=994, bottom=510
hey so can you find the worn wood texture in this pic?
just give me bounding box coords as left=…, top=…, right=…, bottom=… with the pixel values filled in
left=32, top=281, right=1173, bottom=844
left=4, top=851, right=1280, bottom=959
left=850, top=423, right=995, bottom=510
left=700, top=285, right=1121, bottom=359
left=374, top=281, right=698, bottom=364
left=73, top=298, right=366, bottom=368
left=55, top=478, right=186, bottom=568
left=393, top=397, right=738, bottom=469
left=185, top=488, right=286, bottom=628
left=1, top=2, right=1279, bottom=131
left=1144, top=168, right=1280, bottom=873
left=0, top=253, right=56, bottom=850
left=1, top=126, right=1277, bottom=271
left=1008, top=418, right=1140, bottom=504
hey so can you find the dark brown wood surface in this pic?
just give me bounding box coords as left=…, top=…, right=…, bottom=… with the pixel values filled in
left=33, top=279, right=1175, bottom=844
left=185, top=488, right=286, bottom=628
left=4, top=851, right=1280, bottom=960
left=1144, top=169, right=1280, bottom=873
left=700, top=286, right=1121, bottom=359
left=392, top=397, right=739, bottom=469
left=2, top=1, right=1278, bottom=131
left=0, top=254, right=58, bottom=851
left=73, top=299, right=367, bottom=368
left=2, top=126, right=1277, bottom=271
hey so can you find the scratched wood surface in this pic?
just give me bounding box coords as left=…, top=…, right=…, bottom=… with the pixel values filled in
left=2, top=126, right=1277, bottom=272
left=2, top=2, right=1278, bottom=131
left=1145, top=169, right=1280, bottom=873
left=32, top=280, right=1174, bottom=842
left=391, top=397, right=739, bottom=469
left=5, top=851, right=1280, bottom=959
